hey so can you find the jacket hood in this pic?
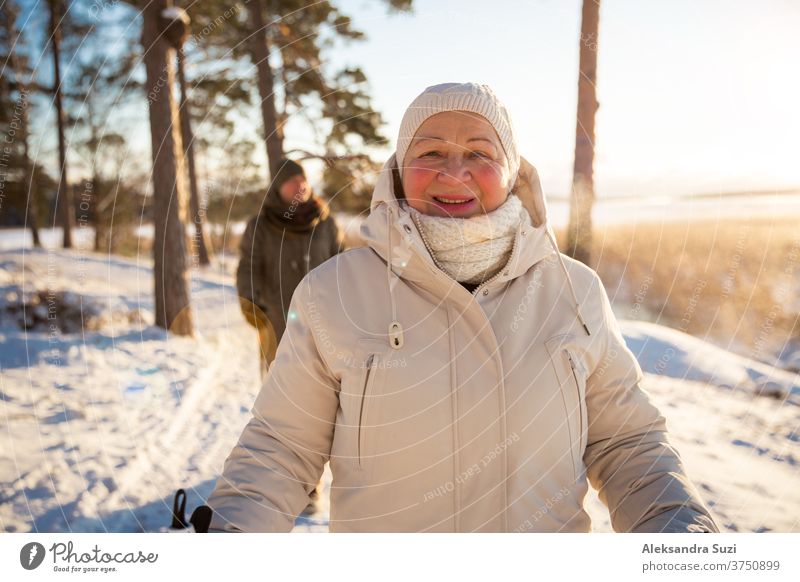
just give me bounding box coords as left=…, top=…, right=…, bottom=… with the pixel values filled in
left=359, top=152, right=590, bottom=350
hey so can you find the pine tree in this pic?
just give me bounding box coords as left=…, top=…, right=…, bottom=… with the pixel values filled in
left=0, top=2, right=41, bottom=245
left=47, top=0, right=73, bottom=247
left=71, top=48, right=139, bottom=253
left=140, top=0, right=194, bottom=336
left=247, top=0, right=412, bottom=181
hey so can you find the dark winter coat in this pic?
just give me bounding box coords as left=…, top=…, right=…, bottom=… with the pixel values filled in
left=236, top=195, right=343, bottom=359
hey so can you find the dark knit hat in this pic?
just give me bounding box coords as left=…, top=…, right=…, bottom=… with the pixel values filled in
left=271, top=159, right=306, bottom=193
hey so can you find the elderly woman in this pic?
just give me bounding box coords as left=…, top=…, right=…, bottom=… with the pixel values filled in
left=208, top=82, right=719, bottom=533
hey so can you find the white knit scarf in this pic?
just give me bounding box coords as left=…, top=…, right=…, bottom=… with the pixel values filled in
left=409, top=193, right=531, bottom=284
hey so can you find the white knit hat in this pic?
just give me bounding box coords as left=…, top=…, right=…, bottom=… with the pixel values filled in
left=395, top=82, right=520, bottom=186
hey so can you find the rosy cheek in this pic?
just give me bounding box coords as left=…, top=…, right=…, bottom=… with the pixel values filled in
left=403, top=166, right=434, bottom=198
left=473, top=163, right=504, bottom=188
left=472, top=164, right=508, bottom=211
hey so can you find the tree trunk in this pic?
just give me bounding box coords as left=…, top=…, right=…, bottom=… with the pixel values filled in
left=250, top=0, right=285, bottom=179
left=21, top=96, right=40, bottom=248
left=85, top=98, right=103, bottom=253
left=568, top=0, right=600, bottom=268
left=25, top=168, right=41, bottom=247
left=177, top=48, right=212, bottom=266
left=48, top=0, right=73, bottom=248
left=91, top=172, right=103, bottom=253
left=92, top=184, right=102, bottom=252
left=3, top=7, right=40, bottom=248
left=141, top=0, right=193, bottom=336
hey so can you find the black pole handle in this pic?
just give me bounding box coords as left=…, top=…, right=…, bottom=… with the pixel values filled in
left=171, top=489, right=188, bottom=529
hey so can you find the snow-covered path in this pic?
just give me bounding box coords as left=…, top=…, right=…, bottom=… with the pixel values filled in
left=0, top=247, right=269, bottom=532
left=1, top=247, right=798, bottom=532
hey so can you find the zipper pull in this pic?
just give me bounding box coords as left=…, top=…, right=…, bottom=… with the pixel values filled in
left=389, top=321, right=404, bottom=349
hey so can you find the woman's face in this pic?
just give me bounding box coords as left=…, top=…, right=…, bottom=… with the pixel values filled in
left=401, top=111, right=511, bottom=218
left=278, top=175, right=311, bottom=205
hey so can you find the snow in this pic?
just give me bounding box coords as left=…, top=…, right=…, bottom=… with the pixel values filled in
left=1, top=245, right=798, bottom=533
left=620, top=320, right=800, bottom=404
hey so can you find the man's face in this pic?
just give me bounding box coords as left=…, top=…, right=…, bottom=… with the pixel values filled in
left=401, top=111, right=511, bottom=218
left=278, top=175, right=311, bottom=204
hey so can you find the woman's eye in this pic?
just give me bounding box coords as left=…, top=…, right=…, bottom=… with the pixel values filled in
left=470, top=151, right=491, bottom=160
left=420, top=151, right=441, bottom=158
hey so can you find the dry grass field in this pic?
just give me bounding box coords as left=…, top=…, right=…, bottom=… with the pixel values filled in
left=560, top=216, right=800, bottom=366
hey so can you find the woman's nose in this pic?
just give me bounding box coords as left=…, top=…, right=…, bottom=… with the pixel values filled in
left=437, top=157, right=470, bottom=185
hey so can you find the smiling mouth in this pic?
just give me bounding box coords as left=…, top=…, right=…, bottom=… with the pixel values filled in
left=432, top=195, right=475, bottom=205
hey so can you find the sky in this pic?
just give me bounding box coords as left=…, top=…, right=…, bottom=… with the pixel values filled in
left=16, top=0, right=800, bottom=203
left=318, top=0, right=800, bottom=199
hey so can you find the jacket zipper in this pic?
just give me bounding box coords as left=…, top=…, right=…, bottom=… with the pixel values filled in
left=410, top=211, right=450, bottom=274
left=472, top=232, right=520, bottom=297
left=357, top=353, right=377, bottom=468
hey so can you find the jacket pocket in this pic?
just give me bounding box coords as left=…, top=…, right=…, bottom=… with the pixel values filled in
left=357, top=351, right=382, bottom=469
left=566, top=349, right=588, bottom=459
left=545, top=335, right=588, bottom=481
left=332, top=339, right=387, bottom=478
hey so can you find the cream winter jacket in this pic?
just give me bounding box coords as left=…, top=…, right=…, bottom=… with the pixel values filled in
left=207, top=153, right=719, bottom=533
